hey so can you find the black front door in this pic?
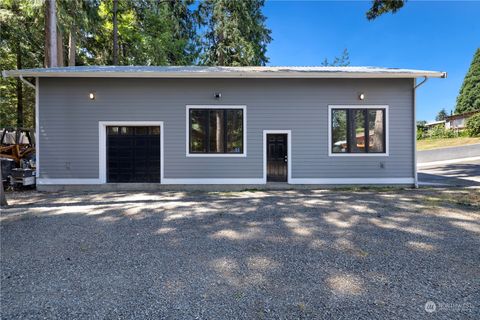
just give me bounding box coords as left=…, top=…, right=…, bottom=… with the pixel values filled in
left=267, top=134, right=288, bottom=182
left=107, top=126, right=160, bottom=183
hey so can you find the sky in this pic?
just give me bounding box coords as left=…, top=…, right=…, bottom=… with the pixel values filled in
left=263, top=0, right=480, bottom=121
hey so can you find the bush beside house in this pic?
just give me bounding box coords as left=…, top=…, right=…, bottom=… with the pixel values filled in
left=466, top=113, right=480, bottom=137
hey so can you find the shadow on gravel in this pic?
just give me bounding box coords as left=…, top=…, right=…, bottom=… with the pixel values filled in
left=1, top=189, right=479, bottom=319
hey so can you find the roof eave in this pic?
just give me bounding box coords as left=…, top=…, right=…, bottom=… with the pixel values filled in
left=2, top=70, right=447, bottom=79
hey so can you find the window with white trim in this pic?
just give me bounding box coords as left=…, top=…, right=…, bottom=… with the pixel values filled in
left=331, top=108, right=386, bottom=154
left=189, top=108, right=244, bottom=154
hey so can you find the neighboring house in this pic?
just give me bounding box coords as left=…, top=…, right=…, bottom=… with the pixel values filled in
left=445, top=111, right=479, bottom=130
left=2, top=66, right=446, bottom=189
left=424, top=120, right=446, bottom=130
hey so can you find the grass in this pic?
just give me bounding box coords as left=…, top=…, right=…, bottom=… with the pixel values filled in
left=417, top=136, right=480, bottom=151
left=419, top=189, right=480, bottom=208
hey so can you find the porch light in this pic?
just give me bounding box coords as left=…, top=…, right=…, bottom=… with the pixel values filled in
left=89, top=92, right=96, bottom=100
left=359, top=93, right=365, bottom=100
left=214, top=92, right=222, bottom=99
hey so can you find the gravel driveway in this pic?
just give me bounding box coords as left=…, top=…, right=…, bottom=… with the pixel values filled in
left=1, top=188, right=479, bottom=319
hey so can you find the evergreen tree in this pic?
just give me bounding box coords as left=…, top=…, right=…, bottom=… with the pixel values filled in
left=90, top=0, right=197, bottom=66
left=198, top=0, right=272, bottom=66
left=57, top=0, right=100, bottom=66
left=0, top=0, right=44, bottom=128
left=134, top=0, right=199, bottom=65
left=366, top=0, right=405, bottom=20
left=321, top=49, right=350, bottom=67
left=455, top=48, right=480, bottom=114
left=435, top=108, right=448, bottom=121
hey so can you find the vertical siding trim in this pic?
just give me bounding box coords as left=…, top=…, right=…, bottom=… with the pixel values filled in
left=35, top=78, right=39, bottom=181
left=263, top=130, right=292, bottom=183
left=413, top=79, right=418, bottom=187
left=185, top=105, right=247, bottom=157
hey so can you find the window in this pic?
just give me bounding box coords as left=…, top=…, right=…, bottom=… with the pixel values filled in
left=330, top=107, right=386, bottom=154
left=188, top=108, right=244, bottom=154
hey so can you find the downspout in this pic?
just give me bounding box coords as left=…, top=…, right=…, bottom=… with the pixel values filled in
left=413, top=77, right=428, bottom=188
left=19, top=75, right=36, bottom=90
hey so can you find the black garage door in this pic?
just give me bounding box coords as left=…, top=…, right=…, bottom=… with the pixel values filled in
left=107, top=126, right=160, bottom=183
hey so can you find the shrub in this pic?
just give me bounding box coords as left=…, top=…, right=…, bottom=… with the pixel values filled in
left=466, top=112, right=480, bottom=137
left=426, top=125, right=455, bottom=139
left=416, top=127, right=425, bottom=140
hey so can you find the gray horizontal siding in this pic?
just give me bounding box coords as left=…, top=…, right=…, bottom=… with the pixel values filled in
left=38, top=78, right=414, bottom=180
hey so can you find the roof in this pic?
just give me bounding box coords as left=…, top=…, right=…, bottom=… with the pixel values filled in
left=2, top=66, right=447, bottom=79
left=446, top=110, right=479, bottom=121
left=425, top=120, right=446, bottom=126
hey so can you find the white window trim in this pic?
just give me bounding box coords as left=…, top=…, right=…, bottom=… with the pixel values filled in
left=185, top=105, right=247, bottom=157
left=263, top=130, right=292, bottom=184
left=98, top=121, right=164, bottom=184
left=328, top=105, right=389, bottom=157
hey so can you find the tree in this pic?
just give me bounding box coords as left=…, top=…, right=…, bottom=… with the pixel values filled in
left=455, top=48, right=480, bottom=114
left=1, top=0, right=44, bottom=128
left=435, top=108, right=448, bottom=121
left=133, top=0, right=199, bottom=65
left=44, top=0, right=58, bottom=67
left=321, top=48, right=350, bottom=67
left=366, top=0, right=405, bottom=20
left=56, top=0, right=100, bottom=67
left=198, top=0, right=272, bottom=66
left=112, top=0, right=118, bottom=65
left=466, top=112, right=480, bottom=137
left=416, top=120, right=427, bottom=127
left=89, top=0, right=197, bottom=66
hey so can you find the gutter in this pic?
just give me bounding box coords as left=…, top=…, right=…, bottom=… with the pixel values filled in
left=2, top=70, right=37, bottom=89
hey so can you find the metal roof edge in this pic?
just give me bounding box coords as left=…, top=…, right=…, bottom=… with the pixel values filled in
left=2, top=70, right=447, bottom=79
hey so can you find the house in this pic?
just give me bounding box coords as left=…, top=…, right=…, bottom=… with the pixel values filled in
left=2, top=66, right=446, bottom=190
left=424, top=119, right=446, bottom=129
left=445, top=111, right=479, bottom=130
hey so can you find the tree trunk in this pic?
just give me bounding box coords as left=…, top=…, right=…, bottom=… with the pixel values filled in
left=112, top=0, right=119, bottom=65
left=44, top=1, right=50, bottom=67
left=44, top=0, right=58, bottom=67
left=216, top=112, right=224, bottom=152
left=68, top=27, right=76, bottom=66
left=372, top=110, right=384, bottom=151
left=16, top=40, right=23, bottom=128
left=217, top=32, right=224, bottom=66
left=57, top=27, right=64, bottom=67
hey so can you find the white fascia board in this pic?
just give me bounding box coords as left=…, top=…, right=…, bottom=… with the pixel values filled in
left=3, top=71, right=447, bottom=79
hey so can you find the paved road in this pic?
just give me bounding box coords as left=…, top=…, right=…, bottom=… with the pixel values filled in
left=417, top=143, right=480, bottom=163
left=418, top=159, right=480, bottom=187
left=1, top=189, right=479, bottom=319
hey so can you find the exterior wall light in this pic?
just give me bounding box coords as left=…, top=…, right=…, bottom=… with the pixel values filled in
left=89, top=92, right=96, bottom=100
left=214, top=92, right=222, bottom=99
left=359, top=93, right=365, bottom=100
